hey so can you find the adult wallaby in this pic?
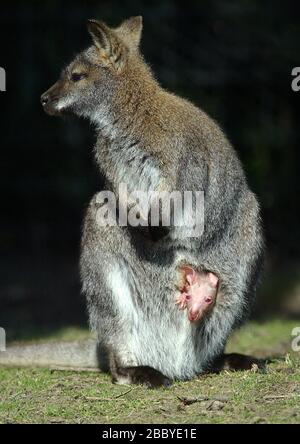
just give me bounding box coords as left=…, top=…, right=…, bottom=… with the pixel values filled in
left=39, top=16, right=264, bottom=387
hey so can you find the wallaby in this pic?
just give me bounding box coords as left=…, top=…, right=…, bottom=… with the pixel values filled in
left=1, top=16, right=265, bottom=386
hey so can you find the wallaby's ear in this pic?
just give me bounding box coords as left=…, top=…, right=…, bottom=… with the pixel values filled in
left=87, top=20, right=112, bottom=52
left=117, top=16, right=143, bottom=51
left=87, top=19, right=126, bottom=70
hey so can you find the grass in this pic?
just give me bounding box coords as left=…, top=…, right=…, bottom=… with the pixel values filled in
left=0, top=319, right=300, bottom=424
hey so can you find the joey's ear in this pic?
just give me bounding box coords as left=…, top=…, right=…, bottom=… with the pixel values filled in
left=87, top=19, right=126, bottom=69
left=117, top=16, right=143, bottom=51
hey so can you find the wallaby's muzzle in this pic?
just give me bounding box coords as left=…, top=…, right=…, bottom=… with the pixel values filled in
left=41, top=81, right=64, bottom=116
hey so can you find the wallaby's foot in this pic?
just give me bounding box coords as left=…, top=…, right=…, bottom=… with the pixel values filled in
left=211, top=353, right=267, bottom=373
left=112, top=365, right=172, bottom=388
left=176, top=266, right=219, bottom=322
left=109, top=351, right=171, bottom=388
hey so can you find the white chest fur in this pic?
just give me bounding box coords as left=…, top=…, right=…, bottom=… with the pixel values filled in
left=109, top=140, right=161, bottom=194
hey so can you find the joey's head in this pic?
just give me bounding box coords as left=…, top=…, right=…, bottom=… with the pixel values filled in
left=41, top=16, right=146, bottom=122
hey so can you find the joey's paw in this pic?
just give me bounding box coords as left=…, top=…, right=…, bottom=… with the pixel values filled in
left=175, top=293, right=190, bottom=310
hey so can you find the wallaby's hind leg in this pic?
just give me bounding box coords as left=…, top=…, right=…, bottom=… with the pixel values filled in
left=109, top=351, right=172, bottom=388
left=82, top=198, right=173, bottom=387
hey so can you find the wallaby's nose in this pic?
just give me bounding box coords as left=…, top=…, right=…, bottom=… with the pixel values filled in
left=40, top=93, right=49, bottom=106
left=41, top=86, right=60, bottom=116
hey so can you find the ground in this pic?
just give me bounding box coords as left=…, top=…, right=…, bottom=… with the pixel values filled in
left=0, top=319, right=299, bottom=424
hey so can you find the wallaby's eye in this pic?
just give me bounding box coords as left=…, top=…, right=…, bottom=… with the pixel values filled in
left=71, top=73, right=86, bottom=82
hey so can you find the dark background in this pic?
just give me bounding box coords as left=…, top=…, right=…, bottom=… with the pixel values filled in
left=1, top=0, right=300, bottom=340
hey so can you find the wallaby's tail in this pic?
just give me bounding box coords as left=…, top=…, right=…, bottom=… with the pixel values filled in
left=0, top=338, right=107, bottom=372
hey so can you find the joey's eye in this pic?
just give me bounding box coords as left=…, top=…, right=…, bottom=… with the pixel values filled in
left=71, top=73, right=86, bottom=82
